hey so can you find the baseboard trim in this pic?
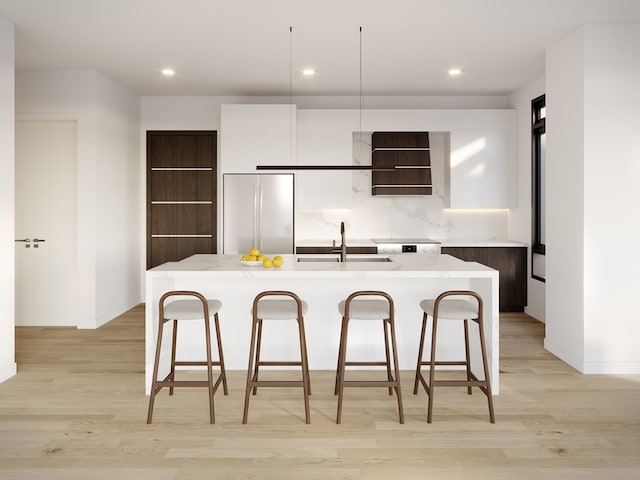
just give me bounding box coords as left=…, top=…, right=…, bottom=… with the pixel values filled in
left=78, top=297, right=141, bottom=329
left=0, top=362, right=17, bottom=383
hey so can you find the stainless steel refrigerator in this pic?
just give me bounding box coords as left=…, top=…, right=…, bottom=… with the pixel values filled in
left=223, top=173, right=295, bottom=254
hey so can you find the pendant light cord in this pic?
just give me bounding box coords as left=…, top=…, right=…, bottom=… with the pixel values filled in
left=358, top=26, right=363, bottom=164
left=359, top=26, right=363, bottom=134
left=290, top=26, right=293, bottom=164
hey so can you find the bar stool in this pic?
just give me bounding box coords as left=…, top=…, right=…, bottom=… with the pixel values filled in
left=147, top=290, right=228, bottom=424
left=413, top=290, right=495, bottom=423
left=335, top=290, right=404, bottom=424
left=242, top=290, right=311, bottom=424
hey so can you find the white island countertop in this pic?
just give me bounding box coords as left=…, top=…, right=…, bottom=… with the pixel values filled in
left=150, top=253, right=498, bottom=277
left=146, top=254, right=500, bottom=395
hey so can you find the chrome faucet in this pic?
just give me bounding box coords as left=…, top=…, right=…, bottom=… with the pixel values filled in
left=332, top=221, right=347, bottom=262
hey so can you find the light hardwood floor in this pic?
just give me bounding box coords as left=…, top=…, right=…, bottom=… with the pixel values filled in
left=1, top=306, right=639, bottom=480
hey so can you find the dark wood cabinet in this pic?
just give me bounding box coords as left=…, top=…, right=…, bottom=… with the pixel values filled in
left=371, top=131, right=431, bottom=196
left=442, top=246, right=527, bottom=312
left=147, top=131, right=217, bottom=269
left=296, top=246, right=377, bottom=255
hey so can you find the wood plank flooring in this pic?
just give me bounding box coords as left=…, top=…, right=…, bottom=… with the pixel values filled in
left=1, top=306, right=639, bottom=479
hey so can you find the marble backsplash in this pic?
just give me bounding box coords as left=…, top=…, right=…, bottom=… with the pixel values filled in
left=295, top=132, right=508, bottom=243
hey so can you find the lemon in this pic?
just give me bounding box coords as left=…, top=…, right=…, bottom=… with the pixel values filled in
left=241, top=254, right=252, bottom=261
left=249, top=247, right=260, bottom=256
left=257, top=254, right=266, bottom=261
left=272, top=256, right=283, bottom=268
left=262, top=258, right=273, bottom=268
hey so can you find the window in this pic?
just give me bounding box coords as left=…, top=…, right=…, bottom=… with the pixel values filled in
left=531, top=94, right=545, bottom=282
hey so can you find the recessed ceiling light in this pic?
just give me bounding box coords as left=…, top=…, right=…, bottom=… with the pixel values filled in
left=161, top=68, right=175, bottom=76
left=448, top=68, right=462, bottom=77
left=302, top=68, right=315, bottom=76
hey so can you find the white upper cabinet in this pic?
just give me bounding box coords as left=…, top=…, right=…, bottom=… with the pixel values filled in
left=296, top=110, right=358, bottom=209
left=221, top=104, right=296, bottom=173
left=446, top=110, right=516, bottom=209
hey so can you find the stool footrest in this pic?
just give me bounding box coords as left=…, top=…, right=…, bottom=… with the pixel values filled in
left=256, top=361, right=302, bottom=366
left=345, top=361, right=388, bottom=367
left=343, top=380, right=400, bottom=388
left=174, top=361, right=223, bottom=367
left=432, top=380, right=488, bottom=387
left=156, top=377, right=224, bottom=389
left=248, top=380, right=306, bottom=388
left=418, top=360, right=468, bottom=367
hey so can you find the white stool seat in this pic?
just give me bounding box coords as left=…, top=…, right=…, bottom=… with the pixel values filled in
left=419, top=298, right=478, bottom=320
left=164, top=299, right=222, bottom=320
left=253, top=299, right=309, bottom=320
left=338, top=299, right=391, bottom=320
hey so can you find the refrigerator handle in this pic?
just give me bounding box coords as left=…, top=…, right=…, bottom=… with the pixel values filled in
left=253, top=183, right=262, bottom=250
left=253, top=183, right=259, bottom=249
left=257, top=183, right=264, bottom=250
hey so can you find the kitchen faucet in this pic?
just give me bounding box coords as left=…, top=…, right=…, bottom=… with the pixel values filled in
left=332, top=221, right=347, bottom=262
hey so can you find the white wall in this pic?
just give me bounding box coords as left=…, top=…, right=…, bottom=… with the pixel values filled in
left=546, top=27, right=587, bottom=370
left=545, top=25, right=640, bottom=374
left=16, top=70, right=141, bottom=329
left=507, top=77, right=546, bottom=322
left=0, top=16, right=16, bottom=382
left=582, top=25, right=640, bottom=372
left=94, top=74, right=142, bottom=327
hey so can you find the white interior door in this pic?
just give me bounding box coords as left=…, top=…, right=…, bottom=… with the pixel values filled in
left=15, top=120, right=78, bottom=326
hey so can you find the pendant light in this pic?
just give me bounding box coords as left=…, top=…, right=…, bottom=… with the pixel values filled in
left=257, top=26, right=388, bottom=171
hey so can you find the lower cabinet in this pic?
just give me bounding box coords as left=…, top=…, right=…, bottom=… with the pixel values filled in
left=442, top=246, right=527, bottom=312
left=296, top=246, right=377, bottom=255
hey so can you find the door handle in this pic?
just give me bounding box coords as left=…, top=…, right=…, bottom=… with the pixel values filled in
left=33, top=238, right=46, bottom=243
left=15, top=238, right=31, bottom=248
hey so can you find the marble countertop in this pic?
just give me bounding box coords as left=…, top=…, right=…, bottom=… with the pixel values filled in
left=296, top=239, right=376, bottom=247
left=440, top=239, right=528, bottom=247
left=296, top=238, right=527, bottom=248
left=148, top=253, right=497, bottom=278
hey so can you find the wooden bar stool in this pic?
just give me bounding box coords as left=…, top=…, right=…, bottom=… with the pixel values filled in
left=413, top=290, right=495, bottom=423
left=335, top=290, right=404, bottom=424
left=147, top=290, right=228, bottom=424
left=242, top=290, right=311, bottom=424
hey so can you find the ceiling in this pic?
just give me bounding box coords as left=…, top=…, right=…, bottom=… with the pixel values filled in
left=2, top=0, right=640, bottom=97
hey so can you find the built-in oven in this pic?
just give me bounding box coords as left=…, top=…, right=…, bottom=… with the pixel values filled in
left=372, top=239, right=441, bottom=255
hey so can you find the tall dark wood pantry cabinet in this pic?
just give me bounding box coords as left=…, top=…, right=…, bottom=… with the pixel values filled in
left=147, top=131, right=217, bottom=269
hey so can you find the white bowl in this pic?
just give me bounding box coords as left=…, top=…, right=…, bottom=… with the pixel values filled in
left=240, top=260, right=263, bottom=267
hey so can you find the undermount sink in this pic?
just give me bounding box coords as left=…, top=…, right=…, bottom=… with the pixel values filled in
left=297, top=256, right=392, bottom=263
left=297, top=257, right=339, bottom=263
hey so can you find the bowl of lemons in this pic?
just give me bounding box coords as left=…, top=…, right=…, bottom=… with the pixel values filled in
left=240, top=248, right=284, bottom=268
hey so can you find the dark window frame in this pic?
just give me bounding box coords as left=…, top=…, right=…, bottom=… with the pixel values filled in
left=531, top=94, right=546, bottom=282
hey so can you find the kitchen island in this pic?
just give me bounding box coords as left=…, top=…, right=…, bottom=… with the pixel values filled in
left=145, top=254, right=500, bottom=394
